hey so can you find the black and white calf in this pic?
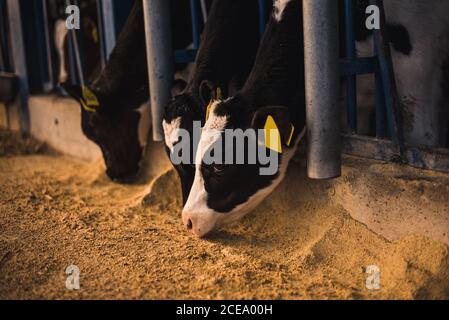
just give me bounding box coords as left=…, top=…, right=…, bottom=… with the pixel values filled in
left=162, top=0, right=260, bottom=203
left=182, top=0, right=306, bottom=237
left=63, top=1, right=148, bottom=182
left=63, top=0, right=194, bottom=182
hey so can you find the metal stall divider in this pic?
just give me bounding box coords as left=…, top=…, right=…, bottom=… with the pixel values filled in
left=143, top=0, right=173, bottom=142
left=340, top=0, right=405, bottom=163
left=5, top=0, right=30, bottom=133
left=303, top=0, right=342, bottom=180
left=97, top=0, right=116, bottom=66
left=65, top=0, right=85, bottom=86
left=340, top=0, right=449, bottom=173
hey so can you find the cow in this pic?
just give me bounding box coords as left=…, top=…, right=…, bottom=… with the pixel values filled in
left=180, top=0, right=305, bottom=237
left=162, top=0, right=261, bottom=203
left=62, top=0, right=193, bottom=182
left=352, top=0, right=449, bottom=148
left=62, top=0, right=149, bottom=182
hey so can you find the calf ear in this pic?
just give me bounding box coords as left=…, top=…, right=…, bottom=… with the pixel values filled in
left=61, top=83, right=100, bottom=113
left=199, top=80, right=215, bottom=106
left=251, top=106, right=295, bottom=153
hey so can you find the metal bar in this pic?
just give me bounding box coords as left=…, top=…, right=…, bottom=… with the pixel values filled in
left=99, top=0, right=116, bottom=61
left=339, top=57, right=377, bottom=76
left=66, top=0, right=85, bottom=86
left=342, top=134, right=449, bottom=174
left=41, top=0, right=55, bottom=92
left=200, top=0, right=208, bottom=24
left=344, top=0, right=357, bottom=132
left=175, top=49, right=198, bottom=64
left=303, top=0, right=341, bottom=179
left=6, top=0, right=30, bottom=133
left=258, top=0, right=267, bottom=37
left=374, top=58, right=387, bottom=138
left=143, top=0, right=174, bottom=141
left=371, top=0, right=404, bottom=156
left=190, top=0, right=200, bottom=50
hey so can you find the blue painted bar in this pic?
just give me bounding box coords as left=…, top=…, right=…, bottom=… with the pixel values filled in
left=340, top=57, right=377, bottom=77
left=344, top=0, right=357, bottom=132
left=375, top=69, right=387, bottom=138
left=374, top=42, right=387, bottom=138
left=258, top=0, right=267, bottom=38
left=175, top=49, right=198, bottom=64
left=190, top=0, right=201, bottom=50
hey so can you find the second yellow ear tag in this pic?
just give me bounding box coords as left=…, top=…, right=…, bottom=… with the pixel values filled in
left=205, top=100, right=213, bottom=122
left=81, top=86, right=100, bottom=112
left=264, top=116, right=282, bottom=154
left=205, top=87, right=222, bottom=122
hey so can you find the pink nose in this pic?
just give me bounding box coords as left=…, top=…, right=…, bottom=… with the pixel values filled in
left=182, top=213, right=198, bottom=235
left=182, top=212, right=215, bottom=237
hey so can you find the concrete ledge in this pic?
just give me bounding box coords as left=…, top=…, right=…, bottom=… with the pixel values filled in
left=331, top=156, right=449, bottom=245
left=28, top=95, right=101, bottom=161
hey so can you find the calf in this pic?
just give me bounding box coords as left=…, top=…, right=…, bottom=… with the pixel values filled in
left=162, top=0, right=260, bottom=203
left=181, top=0, right=305, bottom=237
left=63, top=0, right=148, bottom=182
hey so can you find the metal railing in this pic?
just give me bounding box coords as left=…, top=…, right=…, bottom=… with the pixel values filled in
left=2, top=0, right=448, bottom=173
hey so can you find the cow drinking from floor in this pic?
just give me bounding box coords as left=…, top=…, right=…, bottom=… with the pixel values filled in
left=181, top=0, right=306, bottom=237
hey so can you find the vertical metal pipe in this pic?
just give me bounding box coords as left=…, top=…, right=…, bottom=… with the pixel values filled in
left=66, top=0, right=85, bottom=86
left=344, top=0, right=357, bottom=132
left=258, top=0, right=267, bottom=38
left=99, top=0, right=116, bottom=62
left=190, top=0, right=200, bottom=50
left=200, top=0, right=208, bottom=24
left=6, top=0, right=30, bottom=133
left=143, top=0, right=174, bottom=141
left=303, top=0, right=341, bottom=179
left=41, top=0, right=55, bottom=92
left=374, top=57, right=387, bottom=138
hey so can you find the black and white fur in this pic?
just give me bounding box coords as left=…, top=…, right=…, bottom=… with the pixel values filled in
left=182, top=0, right=306, bottom=237
left=162, top=0, right=260, bottom=203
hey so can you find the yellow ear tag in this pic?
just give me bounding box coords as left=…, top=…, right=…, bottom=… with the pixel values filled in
left=216, top=87, right=222, bottom=100
left=205, top=87, right=222, bottom=122
left=264, top=116, right=283, bottom=154
left=286, top=124, right=295, bottom=147
left=81, top=86, right=100, bottom=113
left=205, top=99, right=213, bottom=122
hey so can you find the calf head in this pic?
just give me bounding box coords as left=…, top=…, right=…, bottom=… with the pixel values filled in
left=182, top=96, right=303, bottom=237
left=62, top=84, right=144, bottom=182
left=162, top=80, right=220, bottom=204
